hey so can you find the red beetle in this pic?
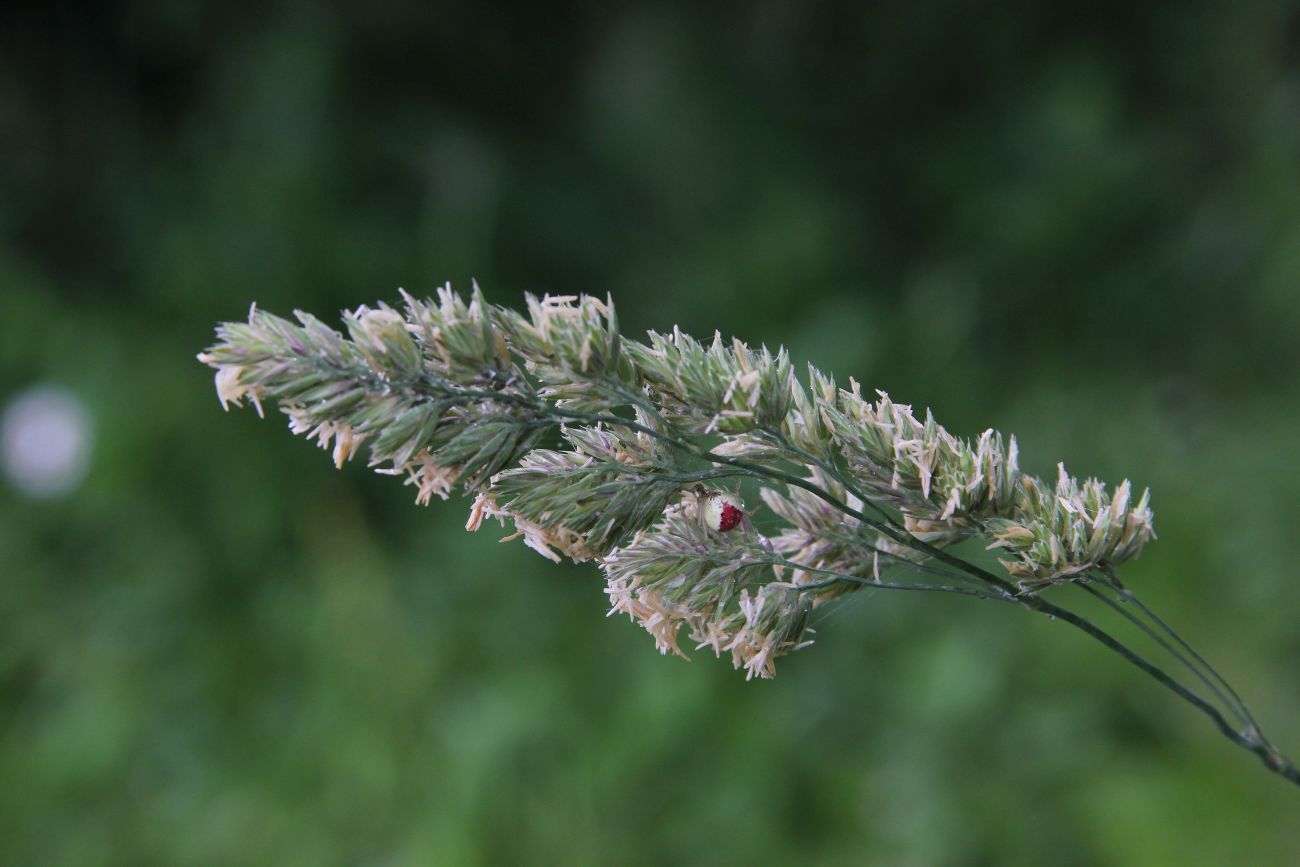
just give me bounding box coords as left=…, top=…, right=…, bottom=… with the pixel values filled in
left=701, top=490, right=744, bottom=532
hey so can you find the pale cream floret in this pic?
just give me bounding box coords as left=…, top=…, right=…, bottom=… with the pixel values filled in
left=690, top=617, right=736, bottom=658
left=465, top=492, right=594, bottom=563
left=355, top=306, right=406, bottom=344
left=376, top=453, right=456, bottom=505
left=283, top=408, right=367, bottom=470
left=201, top=360, right=265, bottom=418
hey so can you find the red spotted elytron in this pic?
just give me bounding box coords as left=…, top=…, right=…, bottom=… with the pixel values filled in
left=700, top=489, right=744, bottom=532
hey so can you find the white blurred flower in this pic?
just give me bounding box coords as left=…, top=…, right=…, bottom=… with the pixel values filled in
left=1, top=385, right=93, bottom=498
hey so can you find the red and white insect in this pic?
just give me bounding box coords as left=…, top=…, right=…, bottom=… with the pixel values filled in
left=698, top=488, right=745, bottom=532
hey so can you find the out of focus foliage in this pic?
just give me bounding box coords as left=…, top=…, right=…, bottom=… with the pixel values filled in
left=2, top=2, right=1299, bottom=864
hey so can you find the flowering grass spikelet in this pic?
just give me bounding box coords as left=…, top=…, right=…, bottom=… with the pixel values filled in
left=196, top=282, right=1300, bottom=788
left=197, top=284, right=1162, bottom=676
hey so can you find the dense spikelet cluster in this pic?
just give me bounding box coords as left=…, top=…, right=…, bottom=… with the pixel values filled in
left=815, top=380, right=1022, bottom=538
left=986, top=465, right=1155, bottom=587
left=494, top=293, right=634, bottom=412
left=399, top=286, right=512, bottom=381
left=480, top=418, right=681, bottom=558
left=602, top=507, right=814, bottom=678
left=196, top=291, right=546, bottom=497
left=762, top=468, right=910, bottom=591
left=199, top=284, right=1156, bottom=677
left=625, top=328, right=794, bottom=433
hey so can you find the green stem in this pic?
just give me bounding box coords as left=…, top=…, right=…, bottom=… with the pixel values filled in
left=1078, top=581, right=1248, bottom=729
left=1096, top=569, right=1266, bottom=740
left=749, top=557, right=1014, bottom=602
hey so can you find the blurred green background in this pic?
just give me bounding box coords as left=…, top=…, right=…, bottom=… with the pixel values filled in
left=2, top=2, right=1299, bottom=864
